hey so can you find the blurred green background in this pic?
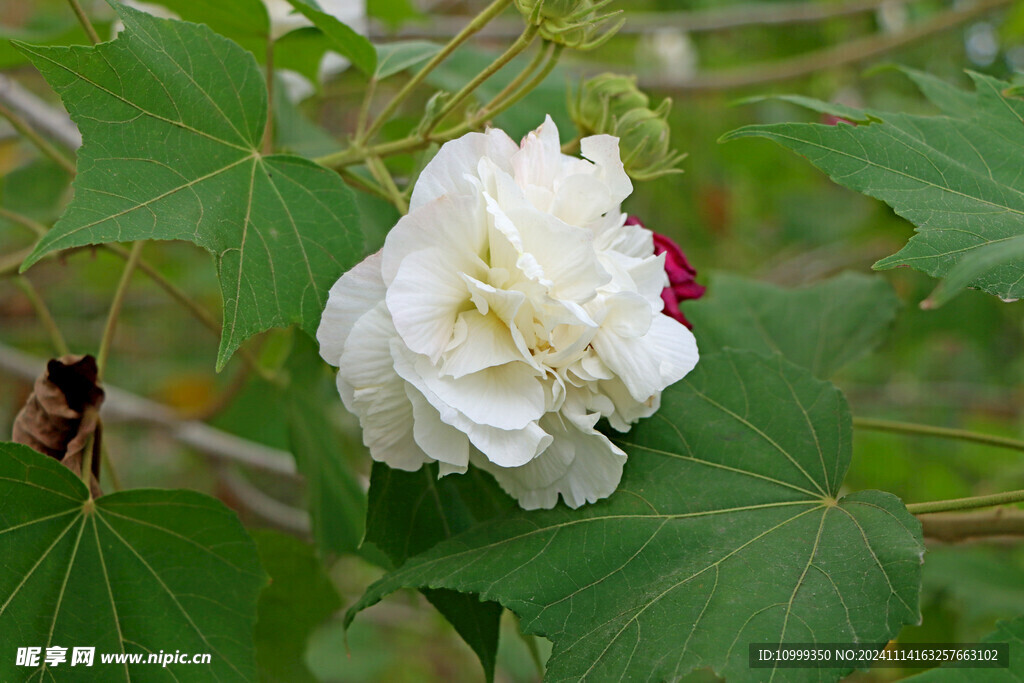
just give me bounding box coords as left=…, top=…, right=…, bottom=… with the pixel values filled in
left=2, top=0, right=1024, bottom=680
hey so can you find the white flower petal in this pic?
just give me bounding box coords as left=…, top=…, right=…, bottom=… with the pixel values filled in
left=442, top=310, right=528, bottom=378
left=406, top=386, right=470, bottom=472
left=415, top=357, right=545, bottom=431
left=335, top=304, right=429, bottom=471
left=466, top=421, right=552, bottom=468
left=482, top=415, right=626, bottom=509
left=381, top=194, right=487, bottom=285
left=316, top=251, right=384, bottom=365
left=409, top=128, right=518, bottom=210
left=594, top=314, right=699, bottom=402
left=580, top=134, right=633, bottom=206
left=387, top=247, right=481, bottom=362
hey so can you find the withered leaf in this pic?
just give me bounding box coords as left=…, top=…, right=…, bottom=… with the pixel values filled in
left=12, top=354, right=104, bottom=497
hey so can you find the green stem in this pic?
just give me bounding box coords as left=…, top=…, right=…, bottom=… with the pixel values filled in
left=0, top=101, right=76, bottom=175
left=66, top=0, right=101, bottom=45
left=355, top=77, right=378, bottom=140
left=0, top=207, right=48, bottom=237
left=908, top=489, right=1024, bottom=515
left=0, top=247, right=33, bottom=277
left=423, top=24, right=538, bottom=135
left=101, top=443, right=122, bottom=492
left=353, top=0, right=513, bottom=146
left=444, top=42, right=563, bottom=139
left=102, top=244, right=279, bottom=384
left=13, top=276, right=70, bottom=356
left=367, top=156, right=407, bottom=213
left=96, top=241, right=144, bottom=377
left=314, top=44, right=563, bottom=169
left=853, top=416, right=1024, bottom=454
left=338, top=167, right=391, bottom=202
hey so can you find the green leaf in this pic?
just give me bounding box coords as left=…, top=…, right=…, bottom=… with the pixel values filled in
left=366, top=0, right=422, bottom=28
left=253, top=529, right=341, bottom=683
left=374, top=40, right=439, bottom=79
left=284, top=334, right=367, bottom=557
left=349, top=350, right=925, bottom=682
left=365, top=464, right=515, bottom=682
left=724, top=70, right=1024, bottom=302
left=686, top=272, right=900, bottom=378
left=274, top=26, right=334, bottom=88
left=134, top=0, right=271, bottom=58
left=923, top=235, right=1024, bottom=308
left=906, top=615, right=1024, bottom=681
left=0, top=442, right=267, bottom=681
left=284, top=0, right=376, bottom=76
left=17, top=3, right=363, bottom=369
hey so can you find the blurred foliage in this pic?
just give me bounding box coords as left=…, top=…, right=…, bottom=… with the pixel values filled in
left=3, top=0, right=1024, bottom=680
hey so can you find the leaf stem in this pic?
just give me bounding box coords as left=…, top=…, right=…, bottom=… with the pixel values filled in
left=96, top=241, right=144, bottom=378
left=66, top=0, right=101, bottom=45
left=422, top=24, right=538, bottom=135
left=0, top=101, right=76, bottom=175
left=908, top=489, right=1024, bottom=515
left=367, top=156, right=407, bottom=213
left=919, top=509, right=1024, bottom=542
left=100, top=443, right=123, bottom=492
left=314, top=43, right=563, bottom=169
left=853, top=416, right=1024, bottom=454
left=102, top=244, right=279, bottom=384
left=338, top=167, right=391, bottom=201
left=13, top=276, right=70, bottom=356
left=0, top=206, right=49, bottom=237
left=354, top=0, right=513, bottom=146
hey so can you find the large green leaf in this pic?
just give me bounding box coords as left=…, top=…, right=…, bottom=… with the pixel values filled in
left=252, top=530, right=341, bottom=683
left=907, top=615, right=1024, bottom=681
left=17, top=3, right=363, bottom=369
left=724, top=70, right=1024, bottom=303
left=365, top=464, right=515, bottom=682
left=0, top=442, right=267, bottom=681
left=687, top=271, right=900, bottom=378
left=348, top=350, right=924, bottom=682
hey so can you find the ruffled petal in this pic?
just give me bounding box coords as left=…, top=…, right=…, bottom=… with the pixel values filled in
left=441, top=310, right=528, bottom=378
left=316, top=251, right=384, bottom=365
left=406, top=386, right=470, bottom=473
left=481, top=414, right=626, bottom=509
left=387, top=247, right=482, bottom=362
left=593, top=314, right=699, bottom=402
left=409, top=128, right=518, bottom=210
left=415, top=356, right=545, bottom=431
left=381, top=194, right=487, bottom=285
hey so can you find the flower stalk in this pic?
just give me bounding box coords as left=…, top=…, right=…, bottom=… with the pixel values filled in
left=356, top=0, right=514, bottom=146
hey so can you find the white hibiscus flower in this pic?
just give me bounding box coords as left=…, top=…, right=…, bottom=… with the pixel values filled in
left=317, top=117, right=699, bottom=509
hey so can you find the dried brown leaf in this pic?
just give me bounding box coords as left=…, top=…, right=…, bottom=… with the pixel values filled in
left=12, top=354, right=104, bottom=497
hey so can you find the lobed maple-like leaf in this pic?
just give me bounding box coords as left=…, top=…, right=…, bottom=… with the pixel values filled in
left=18, top=2, right=362, bottom=369
left=0, top=442, right=267, bottom=681
left=725, top=70, right=1024, bottom=305
left=350, top=350, right=925, bottom=682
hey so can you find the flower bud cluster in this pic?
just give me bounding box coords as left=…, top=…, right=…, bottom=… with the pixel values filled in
left=569, top=73, right=685, bottom=181
left=514, top=0, right=624, bottom=50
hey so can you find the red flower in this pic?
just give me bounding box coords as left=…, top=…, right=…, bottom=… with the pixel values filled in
left=626, top=216, right=705, bottom=328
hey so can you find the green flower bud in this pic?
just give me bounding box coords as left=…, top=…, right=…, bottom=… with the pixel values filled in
left=514, top=0, right=623, bottom=50
left=572, top=73, right=649, bottom=136
left=615, top=100, right=686, bottom=181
